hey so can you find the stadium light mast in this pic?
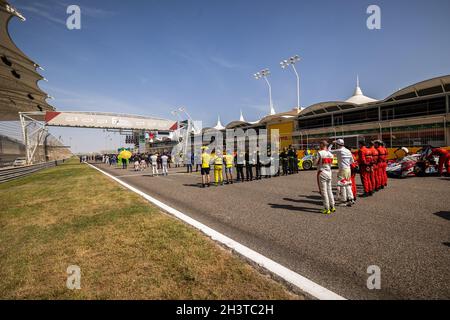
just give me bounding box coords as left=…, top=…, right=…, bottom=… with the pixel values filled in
left=280, top=55, right=301, bottom=113
left=254, top=69, right=275, bottom=115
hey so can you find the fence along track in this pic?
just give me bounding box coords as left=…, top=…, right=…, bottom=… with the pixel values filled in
left=0, top=159, right=68, bottom=183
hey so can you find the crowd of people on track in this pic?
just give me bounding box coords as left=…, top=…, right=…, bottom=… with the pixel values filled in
left=196, top=138, right=391, bottom=215
left=86, top=139, right=449, bottom=215
left=100, top=152, right=174, bottom=176
left=314, top=138, right=389, bottom=215
left=198, top=145, right=301, bottom=188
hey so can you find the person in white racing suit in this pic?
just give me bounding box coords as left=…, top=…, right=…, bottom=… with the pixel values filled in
left=329, top=139, right=355, bottom=207
left=314, top=140, right=336, bottom=215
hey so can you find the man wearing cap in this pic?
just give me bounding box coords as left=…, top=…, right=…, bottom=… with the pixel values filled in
left=329, top=139, right=355, bottom=206
left=314, top=140, right=336, bottom=215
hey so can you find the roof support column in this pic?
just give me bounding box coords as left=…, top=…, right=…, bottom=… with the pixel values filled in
left=444, top=116, right=448, bottom=147
left=444, top=115, right=450, bottom=146
left=446, top=94, right=449, bottom=114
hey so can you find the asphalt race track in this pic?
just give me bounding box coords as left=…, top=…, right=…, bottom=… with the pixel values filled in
left=92, top=163, right=450, bottom=299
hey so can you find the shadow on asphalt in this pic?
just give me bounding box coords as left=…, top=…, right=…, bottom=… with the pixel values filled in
left=297, top=194, right=322, bottom=200
left=268, top=203, right=322, bottom=214
left=433, top=211, right=450, bottom=221
left=183, top=183, right=203, bottom=188
left=283, top=197, right=323, bottom=206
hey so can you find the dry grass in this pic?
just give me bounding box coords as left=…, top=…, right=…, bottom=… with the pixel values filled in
left=0, top=159, right=301, bottom=299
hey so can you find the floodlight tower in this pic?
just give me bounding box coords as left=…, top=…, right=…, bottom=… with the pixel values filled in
left=280, top=54, right=301, bottom=113
left=254, top=69, right=275, bottom=115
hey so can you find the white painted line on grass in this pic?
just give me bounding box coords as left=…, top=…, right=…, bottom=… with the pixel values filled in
left=86, top=163, right=346, bottom=300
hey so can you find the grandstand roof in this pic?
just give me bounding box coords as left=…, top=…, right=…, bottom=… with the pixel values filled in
left=0, top=0, right=55, bottom=121
left=258, top=109, right=299, bottom=124
left=385, top=74, right=450, bottom=102
left=299, top=74, right=450, bottom=117
left=225, top=110, right=255, bottom=129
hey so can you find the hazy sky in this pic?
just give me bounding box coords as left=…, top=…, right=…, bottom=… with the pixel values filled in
left=8, top=0, right=450, bottom=153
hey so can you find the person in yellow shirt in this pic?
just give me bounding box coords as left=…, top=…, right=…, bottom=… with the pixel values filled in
left=201, top=147, right=211, bottom=188
left=213, top=150, right=224, bottom=186
left=224, top=151, right=234, bottom=184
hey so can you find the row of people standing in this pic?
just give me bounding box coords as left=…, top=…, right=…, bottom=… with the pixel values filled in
left=279, top=146, right=299, bottom=175
left=103, top=152, right=171, bottom=175
left=314, top=138, right=389, bottom=215
left=357, top=140, right=388, bottom=197
left=199, top=147, right=299, bottom=188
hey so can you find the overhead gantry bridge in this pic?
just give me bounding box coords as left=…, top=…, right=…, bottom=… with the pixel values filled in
left=18, top=111, right=176, bottom=164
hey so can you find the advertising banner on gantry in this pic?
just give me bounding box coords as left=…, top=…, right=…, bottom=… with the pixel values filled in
left=44, top=111, right=175, bottom=131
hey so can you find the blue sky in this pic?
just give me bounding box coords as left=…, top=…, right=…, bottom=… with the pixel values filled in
left=8, top=0, right=450, bottom=153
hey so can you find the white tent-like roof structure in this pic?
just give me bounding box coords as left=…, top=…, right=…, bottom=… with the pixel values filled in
left=213, top=115, right=225, bottom=131
left=345, top=76, right=378, bottom=105
left=239, top=109, right=245, bottom=122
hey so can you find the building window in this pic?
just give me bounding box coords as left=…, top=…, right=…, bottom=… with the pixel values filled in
left=334, top=115, right=343, bottom=126
left=298, top=116, right=332, bottom=129
left=388, top=97, right=446, bottom=120
left=342, top=108, right=378, bottom=125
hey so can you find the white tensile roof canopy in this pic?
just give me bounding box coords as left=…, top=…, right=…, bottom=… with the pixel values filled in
left=345, top=75, right=378, bottom=105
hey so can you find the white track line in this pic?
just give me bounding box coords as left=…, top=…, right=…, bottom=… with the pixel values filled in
left=87, top=163, right=346, bottom=300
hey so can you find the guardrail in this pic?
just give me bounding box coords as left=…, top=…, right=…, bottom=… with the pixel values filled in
left=0, top=160, right=68, bottom=184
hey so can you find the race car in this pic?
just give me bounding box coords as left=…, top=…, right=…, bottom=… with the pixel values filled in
left=298, top=153, right=338, bottom=170
left=386, top=146, right=442, bottom=178
left=386, top=154, right=420, bottom=178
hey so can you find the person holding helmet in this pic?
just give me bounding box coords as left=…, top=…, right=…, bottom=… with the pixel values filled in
left=201, top=147, right=211, bottom=188
left=358, top=141, right=373, bottom=197
left=314, top=140, right=336, bottom=215
left=329, top=139, right=355, bottom=206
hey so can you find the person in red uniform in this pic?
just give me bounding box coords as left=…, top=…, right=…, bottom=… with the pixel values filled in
left=369, top=141, right=380, bottom=191
left=428, top=147, right=450, bottom=176
left=350, top=151, right=359, bottom=200
left=375, top=140, right=388, bottom=188
left=358, top=141, right=373, bottom=197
